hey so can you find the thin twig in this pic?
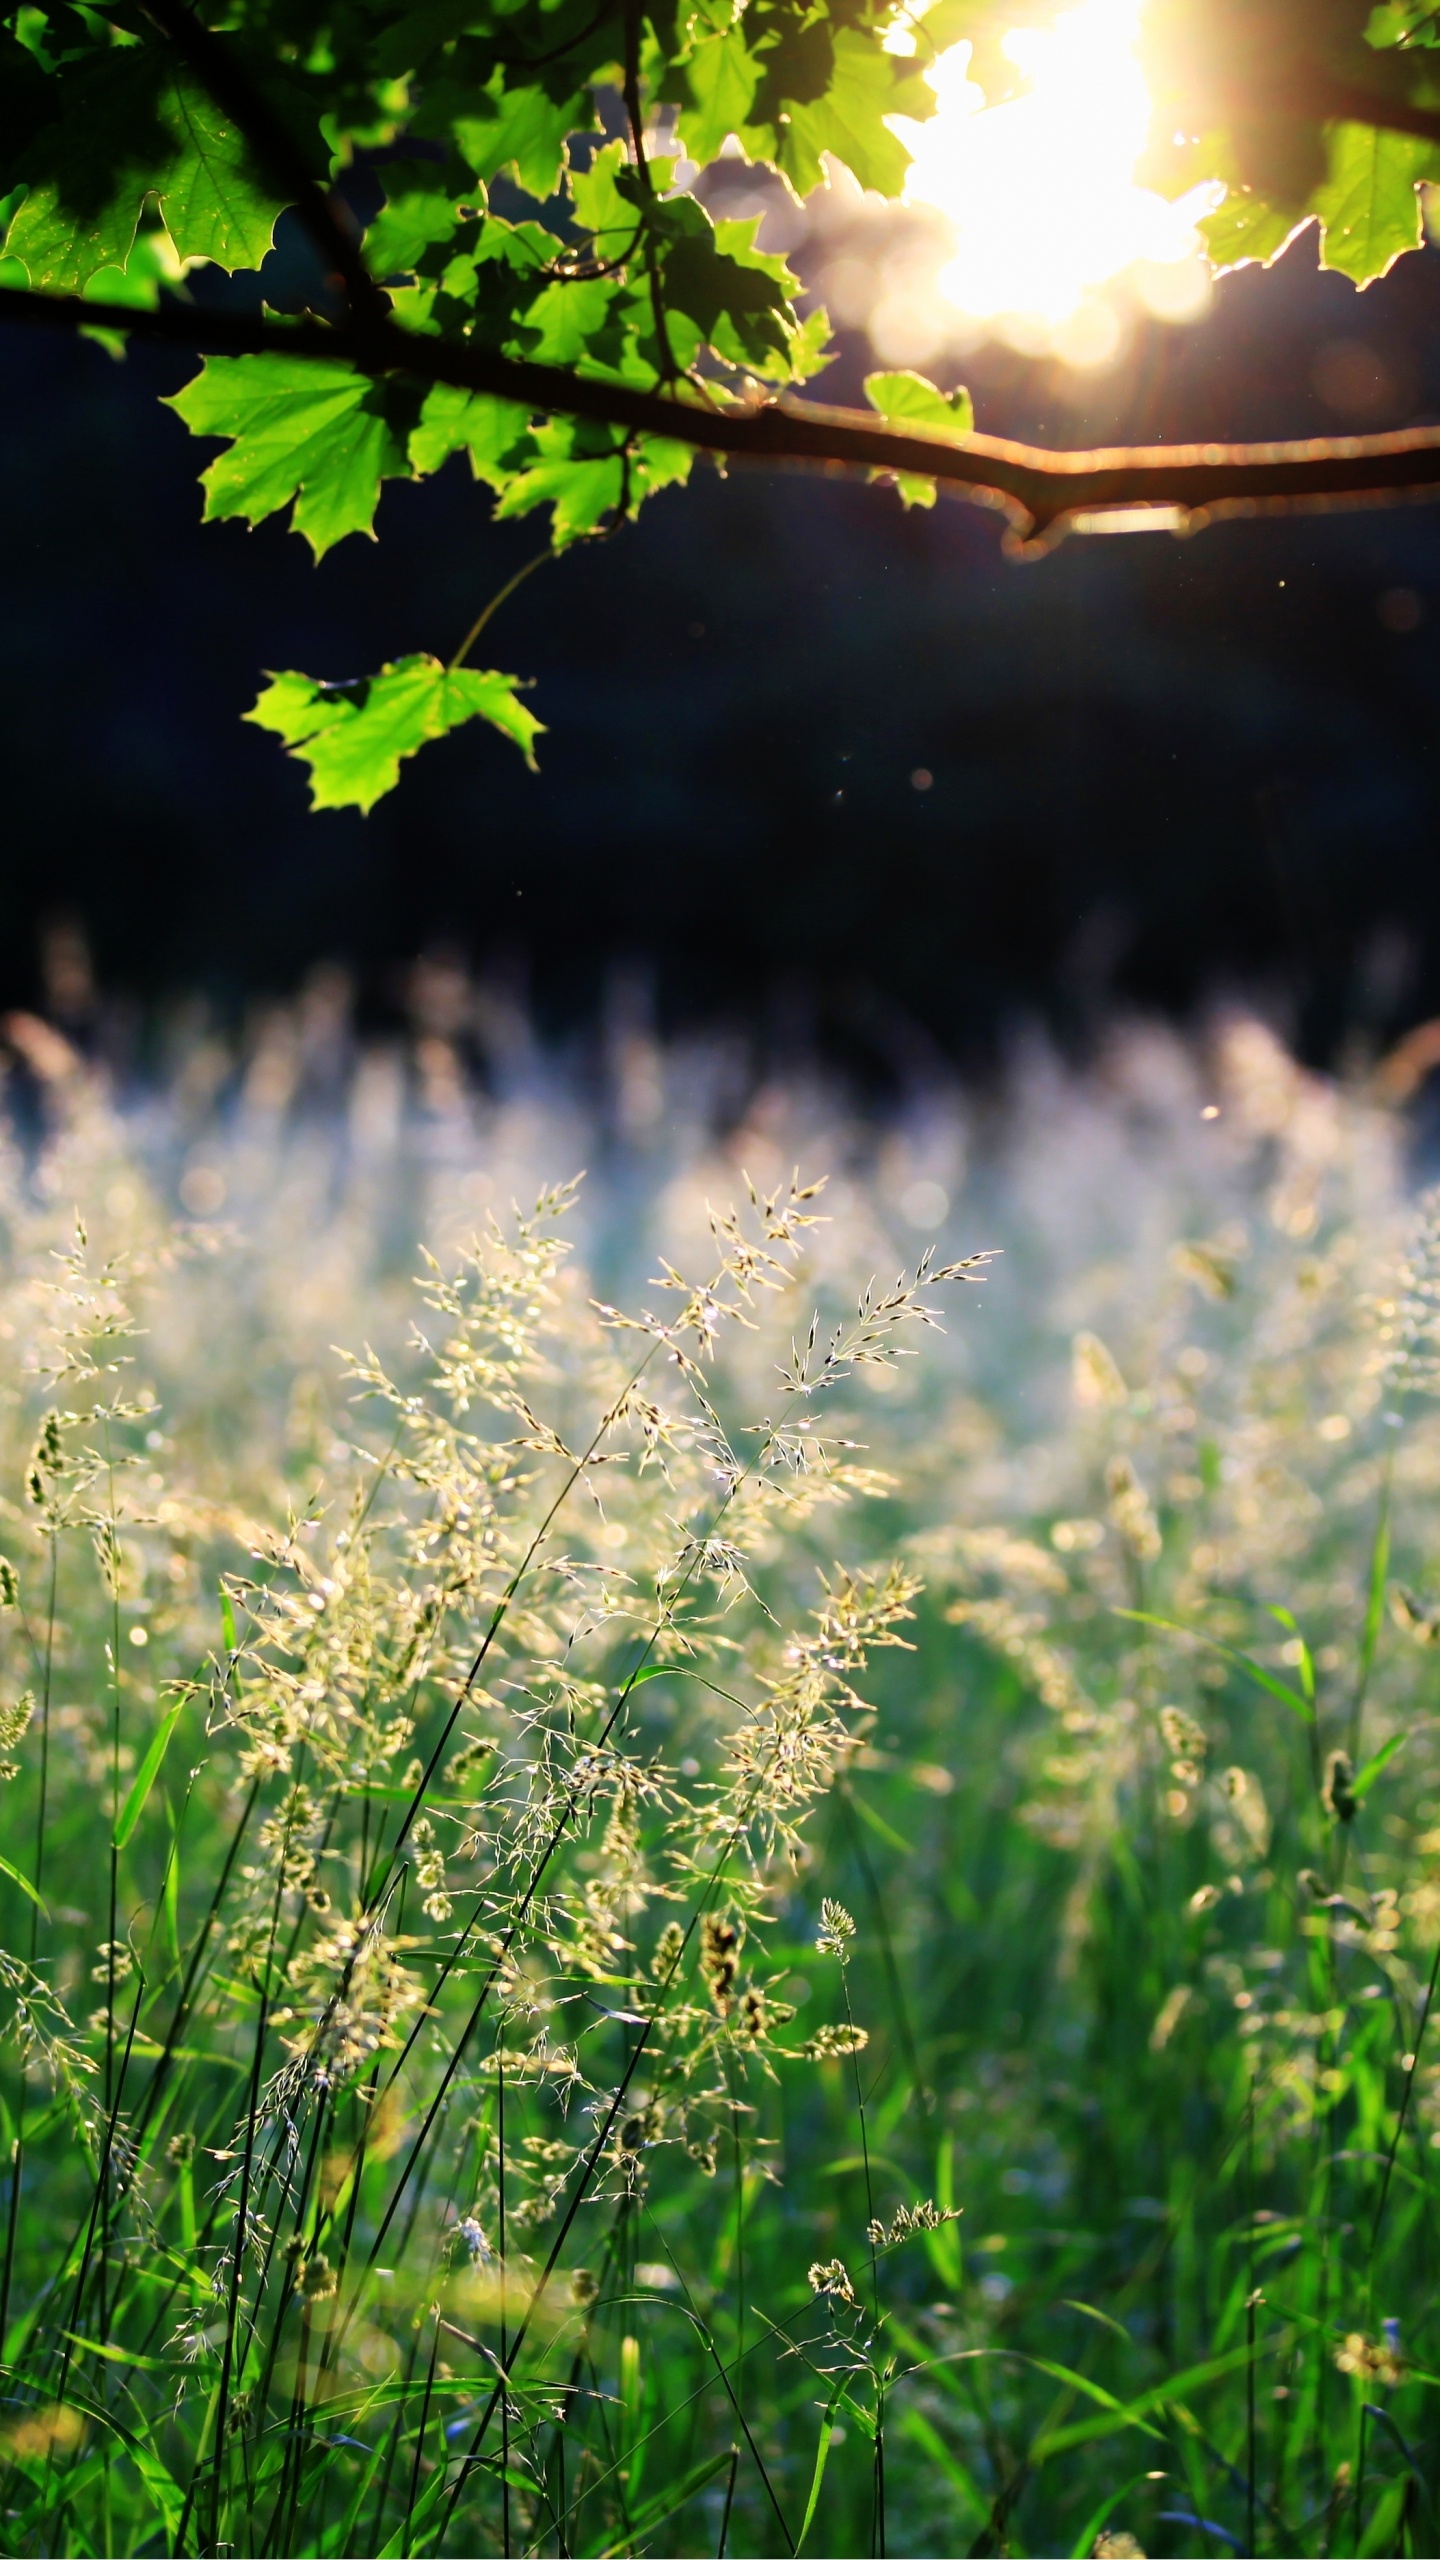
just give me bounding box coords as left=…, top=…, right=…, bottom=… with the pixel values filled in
left=621, top=0, right=679, bottom=384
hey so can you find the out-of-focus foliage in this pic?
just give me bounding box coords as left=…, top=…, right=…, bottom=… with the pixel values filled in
left=941, top=0, right=1440, bottom=283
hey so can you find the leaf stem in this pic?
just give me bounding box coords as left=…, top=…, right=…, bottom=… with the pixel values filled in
left=448, top=549, right=552, bottom=672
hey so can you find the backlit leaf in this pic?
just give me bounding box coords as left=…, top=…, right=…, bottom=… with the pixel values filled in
left=864, top=369, right=973, bottom=506
left=1313, top=119, right=1440, bottom=284
left=492, top=416, right=693, bottom=545
left=247, top=655, right=544, bottom=811
left=365, top=161, right=473, bottom=277
left=408, top=383, right=533, bottom=485
left=167, top=355, right=415, bottom=557
left=663, top=201, right=797, bottom=372
left=1200, top=187, right=1310, bottom=275
left=677, top=27, right=762, bottom=160
left=3, top=56, right=299, bottom=290
left=864, top=369, right=974, bottom=439
left=449, top=70, right=596, bottom=198
left=567, top=139, right=638, bottom=248
left=760, top=29, right=931, bottom=199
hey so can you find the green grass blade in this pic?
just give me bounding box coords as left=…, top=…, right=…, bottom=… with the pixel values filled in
left=0, top=1852, right=45, bottom=1913
left=795, top=2394, right=841, bottom=2552
left=113, top=1699, right=184, bottom=1852
left=1352, top=1731, right=1407, bottom=1799
left=1115, top=1608, right=1315, bottom=1721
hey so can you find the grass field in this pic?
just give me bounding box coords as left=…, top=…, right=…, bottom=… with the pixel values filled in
left=1, top=1003, right=1438, bottom=2558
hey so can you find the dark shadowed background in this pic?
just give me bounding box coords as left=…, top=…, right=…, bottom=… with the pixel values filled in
left=5, top=217, right=1440, bottom=1081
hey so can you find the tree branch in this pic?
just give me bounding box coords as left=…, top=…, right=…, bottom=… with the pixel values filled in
left=9, top=281, right=1440, bottom=547
left=1190, top=63, right=1440, bottom=155
left=1315, top=75, right=1440, bottom=149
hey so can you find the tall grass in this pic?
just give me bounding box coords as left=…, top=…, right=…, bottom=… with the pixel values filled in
left=1, top=1000, right=1439, bottom=2557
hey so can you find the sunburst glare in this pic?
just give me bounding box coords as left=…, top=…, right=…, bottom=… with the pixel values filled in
left=894, top=0, right=1221, bottom=364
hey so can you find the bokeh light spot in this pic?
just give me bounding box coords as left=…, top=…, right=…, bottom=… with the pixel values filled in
left=894, top=0, right=1220, bottom=361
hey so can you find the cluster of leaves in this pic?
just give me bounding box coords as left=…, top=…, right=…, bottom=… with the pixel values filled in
left=6, top=0, right=1440, bottom=807
left=1139, top=0, right=1440, bottom=283
left=0, top=0, right=964, bottom=806
left=966, top=0, right=1440, bottom=283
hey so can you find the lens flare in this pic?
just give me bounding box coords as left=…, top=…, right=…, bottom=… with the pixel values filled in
left=894, top=0, right=1219, bottom=358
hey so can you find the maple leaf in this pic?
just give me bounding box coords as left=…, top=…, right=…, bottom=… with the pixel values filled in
left=167, top=356, right=417, bottom=557
left=246, top=657, right=543, bottom=811
left=4, top=55, right=306, bottom=289
left=864, top=369, right=974, bottom=508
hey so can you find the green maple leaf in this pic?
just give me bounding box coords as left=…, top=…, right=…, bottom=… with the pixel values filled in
left=408, top=385, right=534, bottom=487
left=150, top=80, right=290, bottom=267
left=521, top=272, right=639, bottom=371
left=662, top=202, right=797, bottom=372
left=1200, top=116, right=1440, bottom=284
left=1199, top=185, right=1309, bottom=274
left=538, top=156, right=805, bottom=384
left=449, top=70, right=596, bottom=199
left=1313, top=119, right=1440, bottom=283
left=1367, top=1, right=1440, bottom=42
left=364, top=161, right=473, bottom=278
left=864, top=368, right=973, bottom=506
left=864, top=369, right=974, bottom=437
left=677, top=27, right=762, bottom=160
left=754, top=28, right=928, bottom=198
left=167, top=355, right=416, bottom=557
left=247, top=656, right=543, bottom=812
left=493, top=417, right=693, bottom=545
left=786, top=303, right=835, bottom=380
left=441, top=211, right=555, bottom=347
left=567, top=139, right=639, bottom=249
left=494, top=448, right=631, bottom=542
left=3, top=55, right=302, bottom=290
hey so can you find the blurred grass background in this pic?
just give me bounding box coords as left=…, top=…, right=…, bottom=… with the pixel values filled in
left=2, top=995, right=1439, bottom=2552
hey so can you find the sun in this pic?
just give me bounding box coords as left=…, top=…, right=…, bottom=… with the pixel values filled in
left=893, top=0, right=1220, bottom=365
